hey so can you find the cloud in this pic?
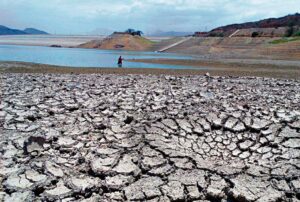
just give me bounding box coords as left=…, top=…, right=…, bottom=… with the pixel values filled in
left=0, top=0, right=299, bottom=34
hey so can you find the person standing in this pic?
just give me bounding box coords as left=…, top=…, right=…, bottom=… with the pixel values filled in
left=118, top=56, right=123, bottom=68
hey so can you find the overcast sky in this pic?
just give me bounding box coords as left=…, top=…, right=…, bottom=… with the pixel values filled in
left=0, top=0, right=299, bottom=35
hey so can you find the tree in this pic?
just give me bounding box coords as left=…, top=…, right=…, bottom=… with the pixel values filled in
left=125, top=28, right=135, bottom=34
left=134, top=30, right=143, bottom=36
left=124, top=29, right=143, bottom=36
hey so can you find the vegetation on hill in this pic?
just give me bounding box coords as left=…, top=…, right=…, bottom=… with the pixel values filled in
left=270, top=37, right=300, bottom=44
left=124, top=28, right=143, bottom=36
left=284, top=21, right=300, bottom=37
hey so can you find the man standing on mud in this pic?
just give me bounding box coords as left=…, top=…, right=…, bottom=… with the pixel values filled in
left=118, top=56, right=123, bottom=68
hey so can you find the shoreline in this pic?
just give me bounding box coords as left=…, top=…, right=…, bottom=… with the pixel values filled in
left=0, top=61, right=300, bottom=80
left=0, top=35, right=104, bottom=47
left=128, top=58, right=300, bottom=80
left=0, top=61, right=299, bottom=80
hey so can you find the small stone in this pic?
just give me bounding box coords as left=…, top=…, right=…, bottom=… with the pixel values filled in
left=224, top=117, right=238, bottom=130
left=91, top=156, right=117, bottom=174
left=279, top=127, right=299, bottom=138
left=124, top=177, right=163, bottom=200
left=105, top=175, right=133, bottom=189
left=238, top=140, right=253, bottom=150
left=162, top=119, right=178, bottom=130
left=45, top=161, right=64, bottom=177
left=4, top=191, right=34, bottom=202
left=230, top=175, right=282, bottom=201
left=207, top=175, right=227, bottom=199
left=283, top=139, right=300, bottom=148
left=142, top=156, right=166, bottom=168
left=176, top=119, right=193, bottom=133
left=162, top=181, right=184, bottom=201
left=68, top=176, right=99, bottom=192
left=291, top=179, right=300, bottom=192
left=187, top=186, right=201, bottom=199
left=168, top=169, right=207, bottom=187
left=239, top=151, right=251, bottom=159
left=113, top=154, right=140, bottom=176
left=44, top=181, right=72, bottom=200
left=25, top=170, right=47, bottom=182
left=4, top=174, right=33, bottom=191
left=57, top=137, right=76, bottom=147
left=251, top=118, right=271, bottom=130
left=233, top=122, right=246, bottom=132
left=45, top=128, right=60, bottom=140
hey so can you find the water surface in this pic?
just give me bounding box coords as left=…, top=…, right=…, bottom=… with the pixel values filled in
left=0, top=45, right=197, bottom=69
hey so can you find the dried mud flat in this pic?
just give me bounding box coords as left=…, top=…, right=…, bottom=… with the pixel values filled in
left=0, top=73, right=300, bottom=202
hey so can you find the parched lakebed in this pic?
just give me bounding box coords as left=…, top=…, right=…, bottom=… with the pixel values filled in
left=0, top=73, right=300, bottom=201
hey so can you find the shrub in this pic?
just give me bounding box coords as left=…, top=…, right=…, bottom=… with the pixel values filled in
left=293, top=27, right=300, bottom=36
left=251, top=32, right=259, bottom=37
left=208, top=32, right=224, bottom=37
left=285, top=21, right=296, bottom=37
left=270, top=37, right=300, bottom=44
left=293, top=31, right=300, bottom=36
left=285, top=26, right=294, bottom=37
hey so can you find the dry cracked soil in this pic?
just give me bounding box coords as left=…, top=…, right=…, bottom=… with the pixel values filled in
left=0, top=73, right=300, bottom=202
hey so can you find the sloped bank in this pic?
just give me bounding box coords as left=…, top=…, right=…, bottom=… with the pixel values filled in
left=78, top=33, right=154, bottom=51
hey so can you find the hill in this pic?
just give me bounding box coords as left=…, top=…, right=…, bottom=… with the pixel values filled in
left=209, top=13, right=300, bottom=37
left=0, top=25, right=48, bottom=35
left=0, top=25, right=26, bottom=35
left=23, top=28, right=48, bottom=35
left=78, top=33, right=154, bottom=51
left=212, top=13, right=300, bottom=32
left=150, top=31, right=193, bottom=37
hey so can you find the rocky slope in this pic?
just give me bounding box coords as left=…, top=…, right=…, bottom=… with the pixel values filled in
left=0, top=73, right=299, bottom=201
left=78, top=33, right=154, bottom=51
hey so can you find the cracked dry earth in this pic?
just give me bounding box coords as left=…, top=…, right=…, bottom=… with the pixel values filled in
left=0, top=73, right=300, bottom=202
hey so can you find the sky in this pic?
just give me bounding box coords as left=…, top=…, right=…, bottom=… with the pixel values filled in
left=0, top=0, right=299, bottom=35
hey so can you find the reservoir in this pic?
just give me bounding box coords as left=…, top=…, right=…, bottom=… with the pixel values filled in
left=0, top=45, right=195, bottom=69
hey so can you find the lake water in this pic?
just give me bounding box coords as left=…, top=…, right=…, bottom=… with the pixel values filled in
left=0, top=45, right=196, bottom=69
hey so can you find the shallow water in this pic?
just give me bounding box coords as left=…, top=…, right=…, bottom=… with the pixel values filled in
left=0, top=45, right=197, bottom=69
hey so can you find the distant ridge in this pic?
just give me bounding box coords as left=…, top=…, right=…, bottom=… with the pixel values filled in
left=0, top=25, right=26, bottom=35
left=0, top=25, right=48, bottom=35
left=23, top=28, right=48, bottom=35
left=210, top=13, right=300, bottom=35
left=150, top=31, right=193, bottom=37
